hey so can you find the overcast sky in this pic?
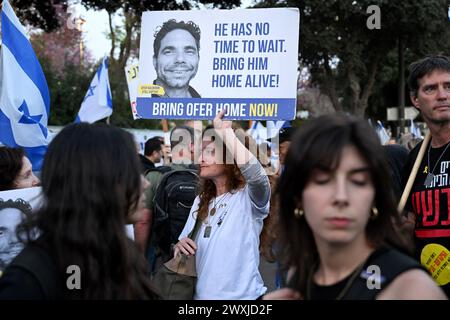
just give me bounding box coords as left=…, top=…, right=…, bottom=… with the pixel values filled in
left=74, top=4, right=111, bottom=60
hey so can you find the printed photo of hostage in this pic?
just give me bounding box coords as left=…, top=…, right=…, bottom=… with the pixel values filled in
left=0, top=198, right=33, bottom=273
left=137, top=9, right=299, bottom=120
left=152, top=19, right=202, bottom=98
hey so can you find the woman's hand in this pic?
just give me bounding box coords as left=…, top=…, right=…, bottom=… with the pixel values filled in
left=262, top=288, right=302, bottom=300
left=213, top=110, right=232, bottom=131
left=173, top=237, right=197, bottom=257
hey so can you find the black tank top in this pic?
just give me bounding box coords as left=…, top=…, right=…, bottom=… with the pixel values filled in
left=293, top=247, right=424, bottom=300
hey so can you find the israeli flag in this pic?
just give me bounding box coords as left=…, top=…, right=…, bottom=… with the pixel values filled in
left=266, top=120, right=291, bottom=139
left=248, top=121, right=267, bottom=145
left=75, top=57, right=112, bottom=123
left=0, top=0, right=51, bottom=171
left=375, top=120, right=391, bottom=145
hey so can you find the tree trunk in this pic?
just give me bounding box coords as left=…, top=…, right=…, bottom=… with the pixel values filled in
left=108, top=11, right=115, bottom=59
left=347, top=54, right=381, bottom=118
left=348, top=67, right=361, bottom=116
left=118, top=10, right=136, bottom=70
left=323, top=57, right=341, bottom=112
left=359, top=54, right=381, bottom=117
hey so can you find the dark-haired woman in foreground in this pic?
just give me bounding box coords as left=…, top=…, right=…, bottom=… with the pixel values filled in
left=264, top=114, right=445, bottom=300
left=0, top=123, right=158, bottom=299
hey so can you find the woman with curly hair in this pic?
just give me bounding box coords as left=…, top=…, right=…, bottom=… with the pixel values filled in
left=174, top=111, right=271, bottom=299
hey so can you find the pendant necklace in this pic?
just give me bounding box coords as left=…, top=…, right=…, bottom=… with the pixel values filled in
left=204, top=225, right=212, bottom=238
left=306, top=260, right=366, bottom=300
left=209, top=192, right=229, bottom=216
left=424, top=141, right=450, bottom=188
left=204, top=192, right=229, bottom=238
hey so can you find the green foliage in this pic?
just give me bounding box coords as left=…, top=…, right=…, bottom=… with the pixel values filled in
left=11, top=0, right=67, bottom=32
left=77, top=0, right=242, bottom=129
left=11, top=0, right=243, bottom=129
left=106, top=59, right=161, bottom=129
left=254, top=0, right=450, bottom=118
left=20, top=0, right=450, bottom=125
left=43, top=60, right=93, bottom=125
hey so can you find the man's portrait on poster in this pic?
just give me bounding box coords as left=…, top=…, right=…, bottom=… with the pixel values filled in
left=152, top=19, right=201, bottom=98
left=0, top=198, right=32, bottom=271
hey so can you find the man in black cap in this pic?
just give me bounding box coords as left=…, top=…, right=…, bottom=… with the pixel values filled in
left=270, top=127, right=296, bottom=175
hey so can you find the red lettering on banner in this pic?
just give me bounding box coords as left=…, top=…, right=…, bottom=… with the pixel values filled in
left=441, top=188, right=450, bottom=225
left=412, top=191, right=419, bottom=214
left=422, top=190, right=439, bottom=226
left=412, top=188, right=450, bottom=228
left=415, top=229, right=450, bottom=238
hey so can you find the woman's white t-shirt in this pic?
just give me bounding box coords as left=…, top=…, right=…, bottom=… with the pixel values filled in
left=179, top=165, right=270, bottom=300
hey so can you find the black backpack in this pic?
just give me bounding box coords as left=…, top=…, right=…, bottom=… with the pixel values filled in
left=150, top=165, right=199, bottom=256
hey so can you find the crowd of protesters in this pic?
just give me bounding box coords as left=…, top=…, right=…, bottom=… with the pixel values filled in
left=0, top=55, right=449, bottom=300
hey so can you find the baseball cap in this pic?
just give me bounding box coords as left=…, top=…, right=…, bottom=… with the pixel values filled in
left=268, top=127, right=296, bottom=144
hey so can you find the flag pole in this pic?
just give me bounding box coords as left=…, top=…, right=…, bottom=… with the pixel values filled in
left=398, top=131, right=431, bottom=212
left=161, top=119, right=171, bottom=165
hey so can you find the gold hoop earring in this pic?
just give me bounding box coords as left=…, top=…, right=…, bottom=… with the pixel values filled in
left=371, top=207, right=379, bottom=220
left=294, top=208, right=304, bottom=218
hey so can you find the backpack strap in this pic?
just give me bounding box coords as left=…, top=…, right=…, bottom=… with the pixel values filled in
left=10, top=245, right=62, bottom=299
left=144, top=165, right=172, bottom=177
left=188, top=214, right=202, bottom=241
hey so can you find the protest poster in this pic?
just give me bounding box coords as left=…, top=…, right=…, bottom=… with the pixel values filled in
left=0, top=186, right=139, bottom=274
left=0, top=187, right=42, bottom=274
left=137, top=8, right=299, bottom=120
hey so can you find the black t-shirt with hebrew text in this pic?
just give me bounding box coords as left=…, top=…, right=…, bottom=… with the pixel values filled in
left=403, top=140, right=450, bottom=297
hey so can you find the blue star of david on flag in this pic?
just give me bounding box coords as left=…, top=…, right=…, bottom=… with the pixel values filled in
left=0, top=0, right=51, bottom=171
left=75, top=57, right=113, bottom=123
left=82, top=85, right=97, bottom=103
left=18, top=100, right=48, bottom=138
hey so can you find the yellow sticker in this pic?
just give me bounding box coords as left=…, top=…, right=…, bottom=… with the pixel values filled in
left=420, top=243, right=450, bottom=286
left=126, top=65, right=138, bottom=81
left=138, top=84, right=165, bottom=97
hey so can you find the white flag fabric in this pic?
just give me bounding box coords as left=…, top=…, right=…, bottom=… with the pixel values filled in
left=375, top=120, right=391, bottom=145
left=248, top=121, right=268, bottom=145
left=410, top=119, right=422, bottom=138
left=0, top=0, right=51, bottom=171
left=75, top=57, right=112, bottom=123
left=266, top=120, right=290, bottom=139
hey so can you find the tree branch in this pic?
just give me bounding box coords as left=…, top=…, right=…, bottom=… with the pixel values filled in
left=108, top=11, right=115, bottom=59
left=323, top=56, right=341, bottom=112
